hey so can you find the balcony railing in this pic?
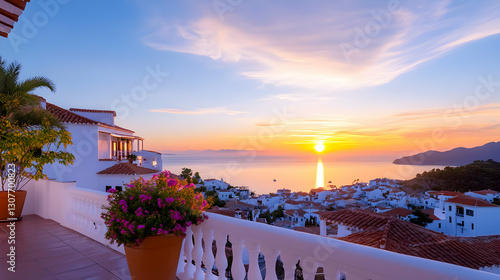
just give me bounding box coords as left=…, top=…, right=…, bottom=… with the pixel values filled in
left=21, top=180, right=500, bottom=280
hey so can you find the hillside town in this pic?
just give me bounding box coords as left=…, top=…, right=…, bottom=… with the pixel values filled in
left=202, top=177, right=500, bottom=274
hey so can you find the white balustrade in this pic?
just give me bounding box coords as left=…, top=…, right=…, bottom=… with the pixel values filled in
left=177, top=212, right=500, bottom=280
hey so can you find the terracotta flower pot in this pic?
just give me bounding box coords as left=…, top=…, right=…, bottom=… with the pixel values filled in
left=124, top=234, right=184, bottom=280
left=0, top=190, right=27, bottom=221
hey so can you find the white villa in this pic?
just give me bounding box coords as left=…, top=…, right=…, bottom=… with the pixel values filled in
left=204, top=178, right=229, bottom=191
left=443, top=195, right=500, bottom=237
left=40, top=97, right=162, bottom=191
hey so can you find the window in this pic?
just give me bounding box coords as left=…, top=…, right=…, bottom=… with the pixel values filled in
left=466, top=209, right=474, bottom=216
left=105, top=186, right=112, bottom=192
left=471, top=223, right=474, bottom=230
left=449, top=217, right=452, bottom=223
left=116, top=186, right=123, bottom=192
left=438, top=223, right=441, bottom=229
left=456, top=206, right=464, bottom=217
left=112, top=141, right=117, bottom=157
left=448, top=205, right=452, bottom=211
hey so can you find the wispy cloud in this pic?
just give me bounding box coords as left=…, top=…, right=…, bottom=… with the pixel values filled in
left=143, top=0, right=500, bottom=90
left=150, top=107, right=245, bottom=116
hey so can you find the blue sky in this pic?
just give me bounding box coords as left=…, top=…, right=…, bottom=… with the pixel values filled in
left=2, top=0, right=500, bottom=157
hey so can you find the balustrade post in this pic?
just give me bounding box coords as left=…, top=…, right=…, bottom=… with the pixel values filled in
left=193, top=225, right=205, bottom=279
left=180, top=227, right=195, bottom=279
left=202, top=227, right=216, bottom=280
left=261, top=247, right=279, bottom=280
left=245, top=240, right=262, bottom=280
left=229, top=237, right=246, bottom=280
left=214, top=231, right=228, bottom=280
left=280, top=253, right=299, bottom=280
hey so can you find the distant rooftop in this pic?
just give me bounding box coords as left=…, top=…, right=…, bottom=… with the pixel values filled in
left=445, top=195, right=500, bottom=207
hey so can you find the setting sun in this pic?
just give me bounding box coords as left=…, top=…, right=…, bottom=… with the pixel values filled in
left=314, top=142, right=325, bottom=153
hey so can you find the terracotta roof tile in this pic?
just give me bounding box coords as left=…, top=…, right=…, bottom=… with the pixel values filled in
left=96, top=162, right=158, bottom=175
left=206, top=207, right=236, bottom=217
left=46, top=103, right=98, bottom=124
left=294, top=226, right=337, bottom=235
left=69, top=108, right=117, bottom=117
left=319, top=209, right=388, bottom=231
left=382, top=207, right=413, bottom=218
left=224, top=200, right=255, bottom=210
left=472, top=189, right=499, bottom=195
left=338, top=214, right=500, bottom=270
left=428, top=191, right=463, bottom=197
left=47, top=103, right=134, bottom=133
left=285, top=209, right=307, bottom=217
left=421, top=209, right=440, bottom=220
left=445, top=195, right=499, bottom=207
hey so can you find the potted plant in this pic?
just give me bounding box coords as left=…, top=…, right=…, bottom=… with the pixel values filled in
left=126, top=153, right=137, bottom=164
left=101, top=170, right=210, bottom=280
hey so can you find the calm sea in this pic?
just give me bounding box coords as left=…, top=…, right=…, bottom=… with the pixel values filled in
left=161, top=154, right=442, bottom=195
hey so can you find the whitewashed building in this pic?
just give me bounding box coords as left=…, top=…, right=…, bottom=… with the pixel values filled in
left=41, top=98, right=162, bottom=191
left=205, top=178, right=229, bottom=191
left=443, top=195, right=500, bottom=237
left=465, top=190, right=500, bottom=203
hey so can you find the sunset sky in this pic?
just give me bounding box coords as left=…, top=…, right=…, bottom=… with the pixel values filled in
left=2, top=0, right=500, bottom=159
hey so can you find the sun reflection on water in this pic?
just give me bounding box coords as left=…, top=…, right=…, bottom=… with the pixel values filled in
left=316, top=157, right=324, bottom=188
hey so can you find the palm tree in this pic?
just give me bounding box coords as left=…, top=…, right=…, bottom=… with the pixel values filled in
left=0, top=57, right=62, bottom=128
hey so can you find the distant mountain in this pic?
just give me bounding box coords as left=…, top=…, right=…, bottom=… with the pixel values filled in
left=393, top=141, right=500, bottom=166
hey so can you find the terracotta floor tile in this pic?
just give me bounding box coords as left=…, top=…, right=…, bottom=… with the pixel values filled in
left=37, top=253, right=96, bottom=275
left=0, top=260, right=56, bottom=280
left=54, top=264, right=119, bottom=280
left=99, top=257, right=129, bottom=272
left=87, top=250, right=124, bottom=263
left=29, top=245, right=82, bottom=261
left=0, top=216, right=135, bottom=279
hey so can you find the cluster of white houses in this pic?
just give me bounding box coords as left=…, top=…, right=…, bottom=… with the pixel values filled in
left=208, top=177, right=500, bottom=238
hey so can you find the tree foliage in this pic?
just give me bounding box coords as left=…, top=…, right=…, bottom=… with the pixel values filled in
left=409, top=209, right=434, bottom=227
left=0, top=57, right=74, bottom=191
left=0, top=119, right=74, bottom=191
left=403, top=160, right=500, bottom=192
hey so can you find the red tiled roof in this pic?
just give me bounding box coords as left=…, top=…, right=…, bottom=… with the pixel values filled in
left=294, top=226, right=337, bottom=235
left=445, top=195, right=499, bottom=207
left=295, top=192, right=309, bottom=196
left=46, top=103, right=98, bottom=124
left=272, top=220, right=292, bottom=227
left=47, top=103, right=134, bottom=133
left=224, top=200, right=255, bottom=210
left=309, top=188, right=326, bottom=194
left=472, top=189, right=499, bottom=195
left=0, top=0, right=31, bottom=38
left=69, top=108, right=117, bottom=117
left=206, top=207, right=236, bottom=217
left=285, top=200, right=302, bottom=205
left=319, top=209, right=388, bottom=231
left=382, top=207, right=413, bottom=218
left=428, top=191, right=462, bottom=197
left=338, top=215, right=500, bottom=270
left=96, top=162, right=158, bottom=175
left=285, top=209, right=307, bottom=217
left=421, top=209, right=440, bottom=220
